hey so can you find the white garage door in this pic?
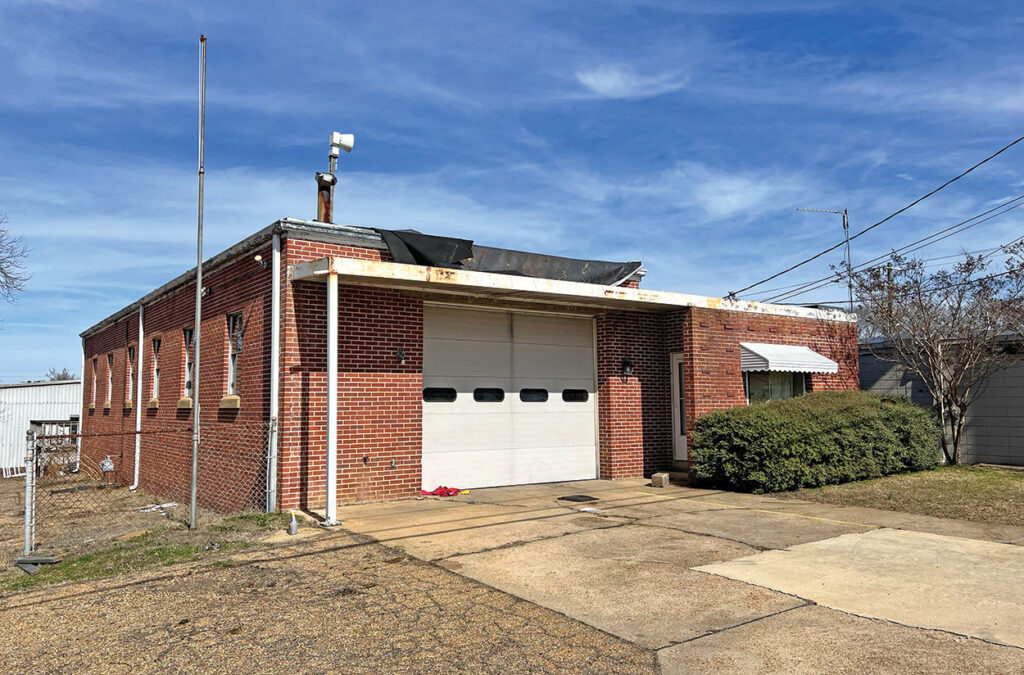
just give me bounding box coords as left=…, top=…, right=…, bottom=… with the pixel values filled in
left=422, top=305, right=597, bottom=489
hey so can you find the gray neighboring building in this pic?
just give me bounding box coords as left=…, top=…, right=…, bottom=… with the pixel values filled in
left=860, top=349, right=1024, bottom=466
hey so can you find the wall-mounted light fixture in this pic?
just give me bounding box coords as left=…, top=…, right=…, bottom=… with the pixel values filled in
left=621, top=357, right=634, bottom=378
left=396, top=348, right=406, bottom=365
left=254, top=254, right=267, bottom=269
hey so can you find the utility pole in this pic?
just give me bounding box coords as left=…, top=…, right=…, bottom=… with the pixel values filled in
left=797, top=208, right=854, bottom=312
left=190, top=35, right=207, bottom=529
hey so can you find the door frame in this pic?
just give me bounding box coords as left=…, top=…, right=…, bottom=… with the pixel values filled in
left=670, top=352, right=687, bottom=461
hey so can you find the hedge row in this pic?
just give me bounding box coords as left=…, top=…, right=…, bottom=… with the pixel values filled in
left=689, top=390, right=941, bottom=493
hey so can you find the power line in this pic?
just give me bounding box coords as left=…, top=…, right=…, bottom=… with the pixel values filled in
left=757, top=196, right=1024, bottom=303
left=729, top=135, right=1024, bottom=299
left=766, top=204, right=1024, bottom=304
left=767, top=225, right=1024, bottom=305
left=792, top=268, right=1019, bottom=306
left=762, top=191, right=1024, bottom=303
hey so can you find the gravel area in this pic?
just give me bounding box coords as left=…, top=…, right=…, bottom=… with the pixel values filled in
left=0, top=530, right=656, bottom=673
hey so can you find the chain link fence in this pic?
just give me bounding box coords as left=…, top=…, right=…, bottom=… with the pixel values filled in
left=8, top=421, right=272, bottom=562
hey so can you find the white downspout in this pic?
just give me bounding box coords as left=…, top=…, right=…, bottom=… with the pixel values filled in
left=324, top=269, right=340, bottom=526
left=266, top=233, right=281, bottom=512
left=77, top=337, right=85, bottom=468
left=130, top=304, right=144, bottom=490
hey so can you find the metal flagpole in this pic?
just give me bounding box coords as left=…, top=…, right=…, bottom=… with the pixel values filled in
left=190, top=35, right=206, bottom=529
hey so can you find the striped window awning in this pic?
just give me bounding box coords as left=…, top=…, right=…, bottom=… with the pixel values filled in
left=739, top=342, right=838, bottom=374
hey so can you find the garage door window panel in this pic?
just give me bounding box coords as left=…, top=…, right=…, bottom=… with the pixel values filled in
left=423, top=387, right=457, bottom=402
left=473, top=388, right=505, bottom=402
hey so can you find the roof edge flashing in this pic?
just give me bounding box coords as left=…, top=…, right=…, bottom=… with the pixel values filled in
left=293, top=257, right=857, bottom=322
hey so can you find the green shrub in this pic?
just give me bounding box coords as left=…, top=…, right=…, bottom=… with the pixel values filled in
left=689, top=390, right=941, bottom=493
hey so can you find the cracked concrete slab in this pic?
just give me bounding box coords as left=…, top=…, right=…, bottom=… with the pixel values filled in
left=438, top=524, right=803, bottom=648
left=645, top=506, right=873, bottom=550
left=339, top=500, right=631, bottom=561
left=696, top=528, right=1024, bottom=648
left=658, top=604, right=1024, bottom=674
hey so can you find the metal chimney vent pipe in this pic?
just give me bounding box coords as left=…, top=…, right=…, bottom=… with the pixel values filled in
left=317, top=131, right=354, bottom=224
left=316, top=172, right=337, bottom=223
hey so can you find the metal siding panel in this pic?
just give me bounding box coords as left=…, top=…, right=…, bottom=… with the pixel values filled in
left=0, top=381, right=82, bottom=473
left=740, top=342, right=838, bottom=374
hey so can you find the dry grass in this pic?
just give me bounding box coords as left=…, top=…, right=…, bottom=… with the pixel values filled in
left=0, top=511, right=301, bottom=591
left=775, top=466, right=1024, bottom=526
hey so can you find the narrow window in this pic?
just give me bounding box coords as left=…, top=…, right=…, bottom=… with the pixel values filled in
left=562, top=389, right=589, bottom=402
left=106, top=354, right=113, bottom=403
left=227, top=314, right=243, bottom=396
left=152, top=338, right=161, bottom=399
left=423, top=387, right=457, bottom=402
left=473, top=388, right=504, bottom=402
left=519, top=388, right=548, bottom=402
left=183, top=328, right=195, bottom=398
left=91, top=358, right=98, bottom=404
left=126, top=346, right=135, bottom=402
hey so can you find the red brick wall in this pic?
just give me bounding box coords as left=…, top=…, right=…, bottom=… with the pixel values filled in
left=595, top=311, right=670, bottom=479
left=81, top=315, right=138, bottom=484
left=278, top=237, right=422, bottom=509
left=81, top=244, right=274, bottom=512
left=683, top=307, right=859, bottom=426
left=595, top=306, right=858, bottom=479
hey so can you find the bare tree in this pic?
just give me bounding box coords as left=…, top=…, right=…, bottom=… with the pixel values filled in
left=47, top=367, right=77, bottom=381
left=852, top=250, right=1024, bottom=465
left=0, top=213, right=28, bottom=301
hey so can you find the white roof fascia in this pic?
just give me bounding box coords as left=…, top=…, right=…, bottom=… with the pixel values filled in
left=739, top=342, right=839, bottom=374
left=291, top=257, right=857, bottom=323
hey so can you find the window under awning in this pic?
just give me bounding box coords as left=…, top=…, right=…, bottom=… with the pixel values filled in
left=739, top=342, right=839, bottom=374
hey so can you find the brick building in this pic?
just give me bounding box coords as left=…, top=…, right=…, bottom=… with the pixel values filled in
left=80, top=218, right=858, bottom=519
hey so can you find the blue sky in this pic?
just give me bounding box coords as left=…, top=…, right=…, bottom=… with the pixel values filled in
left=2, top=1, right=1023, bottom=381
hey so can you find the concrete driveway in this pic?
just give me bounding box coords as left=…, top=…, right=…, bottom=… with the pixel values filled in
left=339, top=480, right=1024, bottom=673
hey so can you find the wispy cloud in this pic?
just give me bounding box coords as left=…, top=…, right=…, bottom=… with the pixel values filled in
left=2, top=0, right=1024, bottom=380
left=575, top=63, right=689, bottom=99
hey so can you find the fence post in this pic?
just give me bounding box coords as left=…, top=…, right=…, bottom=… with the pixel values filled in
left=266, top=416, right=278, bottom=513
left=22, top=429, right=36, bottom=557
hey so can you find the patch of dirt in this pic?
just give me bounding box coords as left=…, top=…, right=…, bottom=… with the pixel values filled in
left=773, top=466, right=1024, bottom=526
left=0, top=471, right=260, bottom=571
left=0, top=531, right=656, bottom=674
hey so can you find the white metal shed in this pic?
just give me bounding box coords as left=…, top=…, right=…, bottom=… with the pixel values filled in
left=0, top=380, right=81, bottom=477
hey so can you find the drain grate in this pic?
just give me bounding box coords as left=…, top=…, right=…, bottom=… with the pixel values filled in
left=557, top=494, right=598, bottom=503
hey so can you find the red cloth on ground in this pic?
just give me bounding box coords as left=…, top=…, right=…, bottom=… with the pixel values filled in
left=421, top=486, right=462, bottom=496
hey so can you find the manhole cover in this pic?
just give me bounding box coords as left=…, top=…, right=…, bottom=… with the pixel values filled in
left=557, top=494, right=597, bottom=503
